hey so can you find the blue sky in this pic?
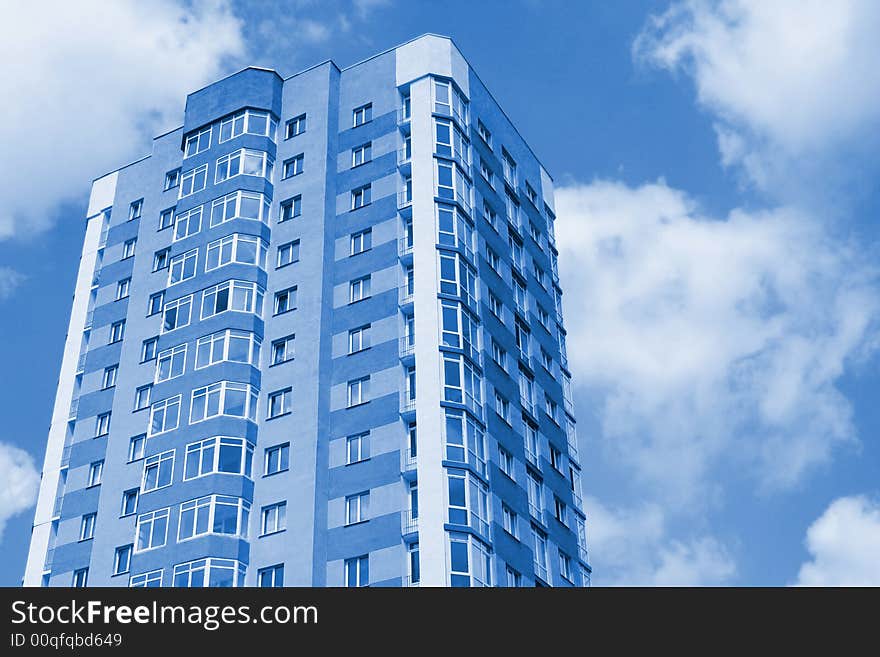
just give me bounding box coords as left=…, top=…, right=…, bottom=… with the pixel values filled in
left=1, top=0, right=879, bottom=586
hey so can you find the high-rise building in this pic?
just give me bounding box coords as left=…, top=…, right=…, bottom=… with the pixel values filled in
left=24, top=35, right=589, bottom=588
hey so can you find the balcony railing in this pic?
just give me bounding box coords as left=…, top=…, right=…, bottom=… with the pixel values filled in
left=534, top=560, right=549, bottom=583
left=401, top=446, right=417, bottom=473
left=572, top=488, right=583, bottom=510
left=397, top=146, right=411, bottom=166
left=399, top=335, right=415, bottom=359
left=401, top=510, right=419, bottom=536
left=520, top=393, right=536, bottom=417
left=400, top=393, right=416, bottom=415
left=525, top=445, right=539, bottom=468
left=578, top=546, right=589, bottom=565
left=528, top=500, right=542, bottom=521
left=98, top=226, right=109, bottom=248
left=68, top=398, right=79, bottom=421
left=397, top=106, right=411, bottom=125
left=76, top=352, right=87, bottom=374
left=83, top=310, right=94, bottom=331
left=398, top=236, right=413, bottom=258
left=398, top=190, right=413, bottom=209
left=399, top=283, right=414, bottom=306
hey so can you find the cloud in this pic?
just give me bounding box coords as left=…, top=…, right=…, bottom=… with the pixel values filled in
left=555, top=180, right=878, bottom=506
left=585, top=496, right=735, bottom=585
left=0, top=442, right=40, bottom=543
left=353, top=0, right=392, bottom=19
left=634, top=0, right=880, bottom=197
left=0, top=0, right=246, bottom=242
left=794, top=496, right=880, bottom=586
left=0, top=268, right=24, bottom=301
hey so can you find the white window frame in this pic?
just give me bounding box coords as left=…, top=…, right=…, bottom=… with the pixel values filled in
left=148, top=395, right=181, bottom=437
left=142, top=450, right=175, bottom=493
left=172, top=205, right=203, bottom=242
left=345, top=491, right=370, bottom=525
left=155, top=343, right=187, bottom=383
left=347, top=377, right=369, bottom=407
left=167, top=248, right=198, bottom=286
left=134, top=507, right=170, bottom=553
left=189, top=381, right=259, bottom=424
left=179, top=164, right=208, bottom=199
left=183, top=436, right=254, bottom=481
left=210, top=190, right=271, bottom=227
left=161, top=295, right=193, bottom=334
left=200, top=280, right=264, bottom=320
left=184, top=126, right=212, bottom=158
left=195, top=329, right=261, bottom=370
left=260, top=502, right=287, bottom=535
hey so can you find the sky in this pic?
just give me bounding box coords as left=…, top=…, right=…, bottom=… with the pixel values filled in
left=0, top=0, right=879, bottom=586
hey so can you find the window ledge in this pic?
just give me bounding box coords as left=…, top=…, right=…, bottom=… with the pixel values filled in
left=259, top=529, right=287, bottom=538
left=262, top=468, right=290, bottom=479
left=275, top=260, right=300, bottom=270
left=268, top=358, right=294, bottom=368
left=345, top=457, right=371, bottom=467
left=266, top=411, right=292, bottom=421
left=349, top=202, right=372, bottom=212
left=346, top=401, right=370, bottom=409
left=344, top=519, right=370, bottom=528
left=347, top=347, right=371, bottom=356
left=348, top=296, right=371, bottom=305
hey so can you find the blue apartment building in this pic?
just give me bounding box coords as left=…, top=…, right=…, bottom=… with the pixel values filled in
left=24, top=35, right=590, bottom=588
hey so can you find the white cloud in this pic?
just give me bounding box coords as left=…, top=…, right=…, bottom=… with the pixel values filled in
left=585, top=496, right=735, bottom=586
left=634, top=0, right=880, bottom=195
left=556, top=180, right=878, bottom=505
left=0, top=442, right=40, bottom=543
left=0, top=268, right=24, bottom=301
left=0, top=0, right=246, bottom=241
left=795, top=496, right=880, bottom=586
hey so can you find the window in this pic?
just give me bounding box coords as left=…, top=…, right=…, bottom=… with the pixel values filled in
left=121, top=488, right=139, bottom=516
left=264, top=443, right=290, bottom=475
left=134, top=385, right=152, bottom=411
left=499, top=447, right=515, bottom=479
left=483, top=202, right=498, bottom=231
left=525, top=423, right=541, bottom=465
left=173, top=205, right=202, bottom=241
left=258, top=564, right=285, bottom=587
left=527, top=472, right=543, bottom=518
left=439, top=251, right=478, bottom=308
left=195, top=329, right=261, bottom=369
left=478, top=120, right=492, bottom=146
left=352, top=103, right=372, bottom=127
left=285, top=113, right=306, bottom=138
left=488, top=293, right=503, bottom=320
left=72, top=569, right=89, bottom=587
left=271, top=334, right=295, bottom=365
left=135, top=508, right=170, bottom=552
left=114, top=545, right=133, bottom=576
left=502, top=150, right=517, bottom=186
left=491, top=340, right=507, bottom=371
left=530, top=222, right=543, bottom=247
left=442, top=354, right=483, bottom=415
left=179, top=164, right=208, bottom=198
left=108, top=320, right=125, bottom=344
left=541, top=348, right=553, bottom=371
left=506, top=566, right=522, bottom=587
left=116, top=278, right=130, bottom=300
left=218, top=109, right=276, bottom=143
left=351, top=184, right=371, bottom=209
left=129, top=199, right=143, bottom=221
left=261, top=502, right=287, bottom=535
left=448, top=532, right=491, bottom=587
left=350, top=228, right=371, bottom=255
left=102, top=365, right=118, bottom=389
left=352, top=142, right=372, bottom=167
left=545, top=394, right=558, bottom=423
left=274, top=286, right=297, bottom=314
left=159, top=207, right=175, bottom=230
left=190, top=381, right=258, bottom=423
left=205, top=234, right=268, bottom=272
left=486, top=248, right=499, bottom=272
left=207, top=191, right=271, bottom=229
left=88, top=461, right=103, bottom=487
left=550, top=445, right=563, bottom=471
left=162, top=295, right=192, bottom=333
left=168, top=249, right=198, bottom=285
left=436, top=160, right=472, bottom=209
left=347, top=377, right=369, bottom=407
left=349, top=276, right=370, bottom=303
left=184, top=125, right=212, bottom=157
left=345, top=555, right=369, bottom=587
left=129, top=570, right=162, bottom=588
left=277, top=240, right=300, bottom=267
left=480, top=159, right=494, bottom=187
left=173, top=558, right=245, bottom=588
left=533, top=527, right=549, bottom=581
left=554, top=496, right=568, bottom=526
left=279, top=195, right=302, bottom=222
left=348, top=325, right=370, bottom=353
left=502, top=505, right=518, bottom=538
left=282, top=153, right=304, bottom=178
left=128, top=435, right=146, bottom=462
left=347, top=433, right=369, bottom=464
left=533, top=260, right=547, bottom=288
left=142, top=450, right=174, bottom=491
left=495, top=392, right=509, bottom=423
left=178, top=495, right=250, bottom=541
left=122, top=238, right=137, bottom=259
left=155, top=343, right=186, bottom=382
left=148, top=395, right=181, bottom=437
left=214, top=148, right=275, bottom=184
left=148, top=292, right=164, bottom=316
left=163, top=168, right=180, bottom=191
left=153, top=248, right=170, bottom=272
left=95, top=412, right=111, bottom=437
left=79, top=513, right=96, bottom=541
left=444, top=408, right=486, bottom=475
left=345, top=492, right=369, bottom=525
left=201, top=280, right=263, bottom=319
left=526, top=182, right=538, bottom=205
left=184, top=436, right=254, bottom=480
left=267, top=388, right=292, bottom=418
left=434, top=79, right=468, bottom=127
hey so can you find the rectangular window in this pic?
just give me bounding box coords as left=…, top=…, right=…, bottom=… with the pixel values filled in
left=258, top=564, right=285, bottom=587
left=79, top=513, right=96, bottom=541
left=267, top=388, right=292, bottom=418
left=348, top=325, right=370, bottom=353
left=261, top=502, right=287, bottom=535
left=95, top=412, right=111, bottom=437
left=491, top=340, right=507, bottom=371
left=148, top=395, right=181, bottom=437
left=179, top=164, right=208, bottom=198
left=218, top=109, right=277, bottom=143
left=201, top=280, right=263, bottom=319
left=279, top=195, right=302, bottom=222
left=502, top=150, right=517, bottom=187
left=533, top=527, right=549, bottom=581
left=142, top=450, right=175, bottom=492
left=209, top=191, right=271, bottom=228
left=349, top=276, right=370, bottom=303
left=148, top=292, right=164, bottom=316
left=352, top=142, right=372, bottom=167
left=353, top=103, right=372, bottom=127
left=350, top=228, right=371, bottom=255
left=345, top=492, right=369, bottom=525
left=274, top=286, right=297, bottom=315
left=541, top=348, right=554, bottom=372
left=159, top=207, right=175, bottom=230
left=156, top=343, right=187, bottom=382
left=195, top=329, right=261, bottom=369
left=495, top=392, right=509, bottom=423
left=122, top=238, right=137, bottom=259
left=205, top=234, right=268, bottom=272
left=506, top=566, right=521, bottom=587
left=285, top=113, right=306, bottom=139
left=480, top=159, right=494, bottom=187
left=351, top=184, right=371, bottom=209
left=178, top=495, right=250, bottom=541
left=184, top=126, right=212, bottom=158
left=347, top=377, right=369, bottom=407
left=282, top=153, right=304, bottom=179
left=550, top=445, right=563, bottom=471
left=134, top=385, right=152, bottom=411
left=502, top=504, right=518, bottom=538
left=128, top=435, right=146, bottom=463
left=129, top=199, right=143, bottom=221
left=442, top=354, right=483, bottom=416
left=184, top=436, right=254, bottom=480
left=135, top=508, right=170, bottom=552
left=189, top=381, right=259, bottom=424
left=72, top=569, right=88, bottom=587
left=173, top=205, right=203, bottom=241
left=277, top=240, right=300, bottom=267
left=559, top=551, right=572, bottom=581
left=114, top=545, right=133, bottom=575
left=168, top=249, right=198, bottom=285
left=172, top=558, right=245, bottom=588
left=153, top=248, right=170, bottom=272
left=215, top=149, right=274, bottom=184
left=141, top=337, right=159, bottom=362
left=121, top=488, right=139, bottom=516
left=116, top=278, right=130, bottom=301
left=87, top=461, right=103, bottom=487
left=164, top=169, right=180, bottom=191
left=129, top=570, right=162, bottom=588
left=545, top=394, right=559, bottom=423
left=162, top=295, right=192, bottom=333
left=489, top=293, right=503, bottom=320
left=264, top=443, right=290, bottom=475
left=526, top=182, right=538, bottom=204
left=554, top=496, right=568, bottom=526
left=102, top=365, right=118, bottom=389
left=109, top=320, right=125, bottom=344
left=528, top=472, right=543, bottom=518
left=347, top=433, right=369, bottom=464
left=499, top=447, right=515, bottom=479
left=478, top=120, right=492, bottom=146
left=345, top=555, right=369, bottom=587
left=271, top=334, right=295, bottom=365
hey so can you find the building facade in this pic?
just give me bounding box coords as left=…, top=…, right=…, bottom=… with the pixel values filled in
left=24, top=35, right=589, bottom=588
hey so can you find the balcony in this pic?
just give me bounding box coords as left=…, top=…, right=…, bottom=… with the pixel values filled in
left=578, top=545, right=589, bottom=566
left=398, top=283, right=414, bottom=308
left=51, top=496, right=63, bottom=521
left=401, top=446, right=417, bottom=477
left=572, top=488, right=583, bottom=510
left=403, top=575, right=420, bottom=587
left=399, top=335, right=415, bottom=361
left=534, top=560, right=549, bottom=583
left=520, top=394, right=537, bottom=418
left=401, top=510, right=418, bottom=537
left=397, top=105, right=411, bottom=126
left=398, top=190, right=413, bottom=210
left=469, top=512, right=489, bottom=538
left=398, top=236, right=413, bottom=259
left=83, top=310, right=94, bottom=331
left=75, top=352, right=87, bottom=374
left=68, top=398, right=79, bottom=422
left=98, top=226, right=109, bottom=248
left=400, top=392, right=416, bottom=416
left=397, top=146, right=412, bottom=167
